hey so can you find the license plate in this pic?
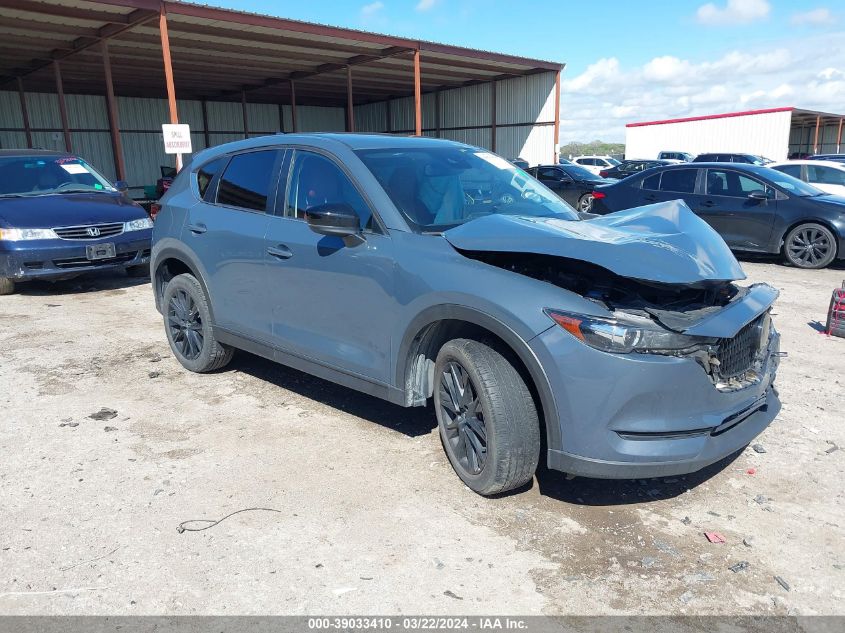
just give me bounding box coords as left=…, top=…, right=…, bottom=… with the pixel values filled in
left=86, top=243, right=116, bottom=260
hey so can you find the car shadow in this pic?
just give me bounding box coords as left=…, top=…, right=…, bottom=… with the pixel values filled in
left=228, top=350, right=744, bottom=505
left=13, top=270, right=150, bottom=296
left=735, top=252, right=845, bottom=271
left=808, top=320, right=828, bottom=333
left=228, top=351, right=436, bottom=439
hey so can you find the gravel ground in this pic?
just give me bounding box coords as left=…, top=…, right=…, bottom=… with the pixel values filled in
left=0, top=258, right=843, bottom=615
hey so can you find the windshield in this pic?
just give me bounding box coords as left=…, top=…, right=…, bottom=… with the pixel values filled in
left=356, top=147, right=579, bottom=231
left=561, top=165, right=600, bottom=180
left=607, top=157, right=621, bottom=166
left=0, top=156, right=116, bottom=197
left=765, top=169, right=827, bottom=196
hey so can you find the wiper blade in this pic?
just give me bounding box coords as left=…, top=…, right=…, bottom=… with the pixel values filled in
left=55, top=188, right=99, bottom=194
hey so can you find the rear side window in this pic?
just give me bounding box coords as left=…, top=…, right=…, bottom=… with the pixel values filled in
left=642, top=173, right=661, bottom=190
left=808, top=165, right=845, bottom=186
left=196, top=156, right=227, bottom=200
left=216, top=150, right=280, bottom=212
left=774, top=164, right=802, bottom=179
left=659, top=169, right=697, bottom=193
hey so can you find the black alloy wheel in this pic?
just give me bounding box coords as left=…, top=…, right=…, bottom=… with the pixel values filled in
left=167, top=288, right=204, bottom=360
left=438, top=361, right=488, bottom=475
left=784, top=223, right=837, bottom=269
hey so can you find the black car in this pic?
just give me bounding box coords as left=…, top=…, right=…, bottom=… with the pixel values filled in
left=693, top=153, right=772, bottom=166
left=809, top=154, right=845, bottom=164
left=529, top=164, right=610, bottom=212
left=591, top=162, right=845, bottom=269
left=599, top=159, right=675, bottom=180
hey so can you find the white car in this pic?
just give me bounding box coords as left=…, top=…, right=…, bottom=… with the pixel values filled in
left=769, top=160, right=845, bottom=197
left=572, top=155, right=621, bottom=175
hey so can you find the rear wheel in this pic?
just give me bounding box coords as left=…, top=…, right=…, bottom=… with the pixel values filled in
left=434, top=338, right=540, bottom=496
left=783, top=223, right=837, bottom=269
left=162, top=273, right=233, bottom=372
left=0, top=277, right=15, bottom=295
left=577, top=193, right=594, bottom=212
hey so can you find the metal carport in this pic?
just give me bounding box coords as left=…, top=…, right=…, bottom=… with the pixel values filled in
left=0, top=0, right=563, bottom=190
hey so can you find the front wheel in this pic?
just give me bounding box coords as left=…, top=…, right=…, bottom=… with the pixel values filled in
left=162, top=273, right=234, bottom=372
left=434, top=339, right=540, bottom=496
left=577, top=193, right=594, bottom=212
left=0, top=277, right=15, bottom=295
left=783, top=223, right=837, bottom=269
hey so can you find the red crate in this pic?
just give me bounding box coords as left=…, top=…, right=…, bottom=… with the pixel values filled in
left=827, top=283, right=845, bottom=338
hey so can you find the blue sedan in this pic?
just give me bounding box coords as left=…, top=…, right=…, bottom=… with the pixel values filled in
left=0, top=150, right=153, bottom=294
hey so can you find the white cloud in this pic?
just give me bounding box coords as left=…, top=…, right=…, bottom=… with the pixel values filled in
left=416, top=0, right=437, bottom=11
left=791, top=8, right=836, bottom=26
left=360, top=1, right=384, bottom=17
left=696, top=0, right=770, bottom=25
left=559, top=34, right=845, bottom=142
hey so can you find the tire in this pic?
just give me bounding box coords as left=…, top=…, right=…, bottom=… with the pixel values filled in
left=783, top=223, right=837, bottom=269
left=0, top=277, right=15, bottom=295
left=126, top=264, right=149, bottom=278
left=433, top=338, right=540, bottom=496
left=577, top=193, right=594, bottom=213
left=162, top=273, right=233, bottom=373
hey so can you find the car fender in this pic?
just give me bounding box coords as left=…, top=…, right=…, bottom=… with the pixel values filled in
left=150, top=238, right=215, bottom=318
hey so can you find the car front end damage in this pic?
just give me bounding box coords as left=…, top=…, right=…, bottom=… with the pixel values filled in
left=444, top=200, right=783, bottom=478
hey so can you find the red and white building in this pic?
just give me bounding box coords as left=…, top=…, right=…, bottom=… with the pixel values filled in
left=625, top=107, right=845, bottom=161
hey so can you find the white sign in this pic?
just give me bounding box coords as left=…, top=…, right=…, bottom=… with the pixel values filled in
left=162, top=124, right=192, bottom=155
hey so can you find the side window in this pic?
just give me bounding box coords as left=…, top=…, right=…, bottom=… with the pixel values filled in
left=642, top=173, right=661, bottom=190
left=707, top=170, right=772, bottom=197
left=775, top=164, right=803, bottom=179
left=196, top=156, right=228, bottom=201
left=216, top=150, right=280, bottom=212
left=808, top=165, right=845, bottom=186
left=538, top=167, right=561, bottom=180
left=658, top=168, right=697, bottom=193
left=285, top=151, right=374, bottom=231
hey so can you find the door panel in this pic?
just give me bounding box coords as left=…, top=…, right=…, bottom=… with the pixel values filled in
left=693, top=169, right=777, bottom=250
left=182, top=149, right=282, bottom=341
left=265, top=150, right=395, bottom=383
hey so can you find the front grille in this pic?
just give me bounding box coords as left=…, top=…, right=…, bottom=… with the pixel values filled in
left=53, top=222, right=124, bottom=240
left=716, top=316, right=763, bottom=379
left=53, top=252, right=136, bottom=268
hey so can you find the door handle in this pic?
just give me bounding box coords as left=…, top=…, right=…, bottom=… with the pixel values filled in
left=700, top=200, right=716, bottom=208
left=267, top=244, right=293, bottom=260
left=187, top=223, right=207, bottom=234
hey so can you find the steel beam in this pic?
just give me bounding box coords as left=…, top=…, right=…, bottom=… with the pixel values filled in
left=53, top=61, right=72, bottom=152
left=101, top=41, right=126, bottom=181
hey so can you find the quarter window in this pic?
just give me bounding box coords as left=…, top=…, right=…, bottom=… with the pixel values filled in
left=658, top=169, right=697, bottom=194
left=196, top=156, right=228, bottom=200
left=216, top=150, right=280, bottom=212
left=285, top=151, right=374, bottom=230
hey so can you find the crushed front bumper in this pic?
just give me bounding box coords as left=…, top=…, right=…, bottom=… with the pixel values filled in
left=533, top=323, right=782, bottom=479
left=0, top=235, right=151, bottom=281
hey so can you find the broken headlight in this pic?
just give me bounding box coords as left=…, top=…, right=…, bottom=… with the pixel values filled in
left=544, top=309, right=717, bottom=354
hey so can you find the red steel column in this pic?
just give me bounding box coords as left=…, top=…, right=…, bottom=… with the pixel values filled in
left=813, top=115, right=821, bottom=155
left=413, top=49, right=422, bottom=136
left=101, top=41, right=126, bottom=181
left=490, top=81, right=497, bottom=152
left=837, top=117, right=843, bottom=153
left=159, top=3, right=182, bottom=170
left=241, top=90, right=249, bottom=139
left=53, top=61, right=72, bottom=152
left=17, top=77, right=32, bottom=149
left=553, top=70, right=561, bottom=163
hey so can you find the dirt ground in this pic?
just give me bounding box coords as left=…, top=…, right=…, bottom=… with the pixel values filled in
left=0, top=257, right=843, bottom=616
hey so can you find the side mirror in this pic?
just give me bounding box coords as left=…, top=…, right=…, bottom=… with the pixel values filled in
left=305, top=203, right=361, bottom=237
left=114, top=180, right=129, bottom=193
left=748, top=190, right=768, bottom=201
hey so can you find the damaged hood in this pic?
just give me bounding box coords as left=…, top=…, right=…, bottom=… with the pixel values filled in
left=444, top=200, right=746, bottom=285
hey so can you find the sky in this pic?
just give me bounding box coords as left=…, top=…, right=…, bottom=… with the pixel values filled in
left=199, top=0, right=845, bottom=143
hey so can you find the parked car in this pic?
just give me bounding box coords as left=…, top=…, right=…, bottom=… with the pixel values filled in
left=692, top=153, right=772, bottom=166
left=599, top=159, right=676, bottom=180
left=572, top=155, right=620, bottom=175
left=508, top=158, right=530, bottom=170
left=591, top=162, right=845, bottom=269
left=808, top=154, right=845, bottom=164
left=658, top=151, right=693, bottom=162
left=528, top=163, right=610, bottom=211
left=152, top=134, right=782, bottom=494
left=0, top=150, right=153, bottom=295
left=558, top=157, right=574, bottom=165
left=769, top=160, right=845, bottom=197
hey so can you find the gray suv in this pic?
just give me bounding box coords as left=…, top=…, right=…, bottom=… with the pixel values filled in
left=151, top=134, right=782, bottom=495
